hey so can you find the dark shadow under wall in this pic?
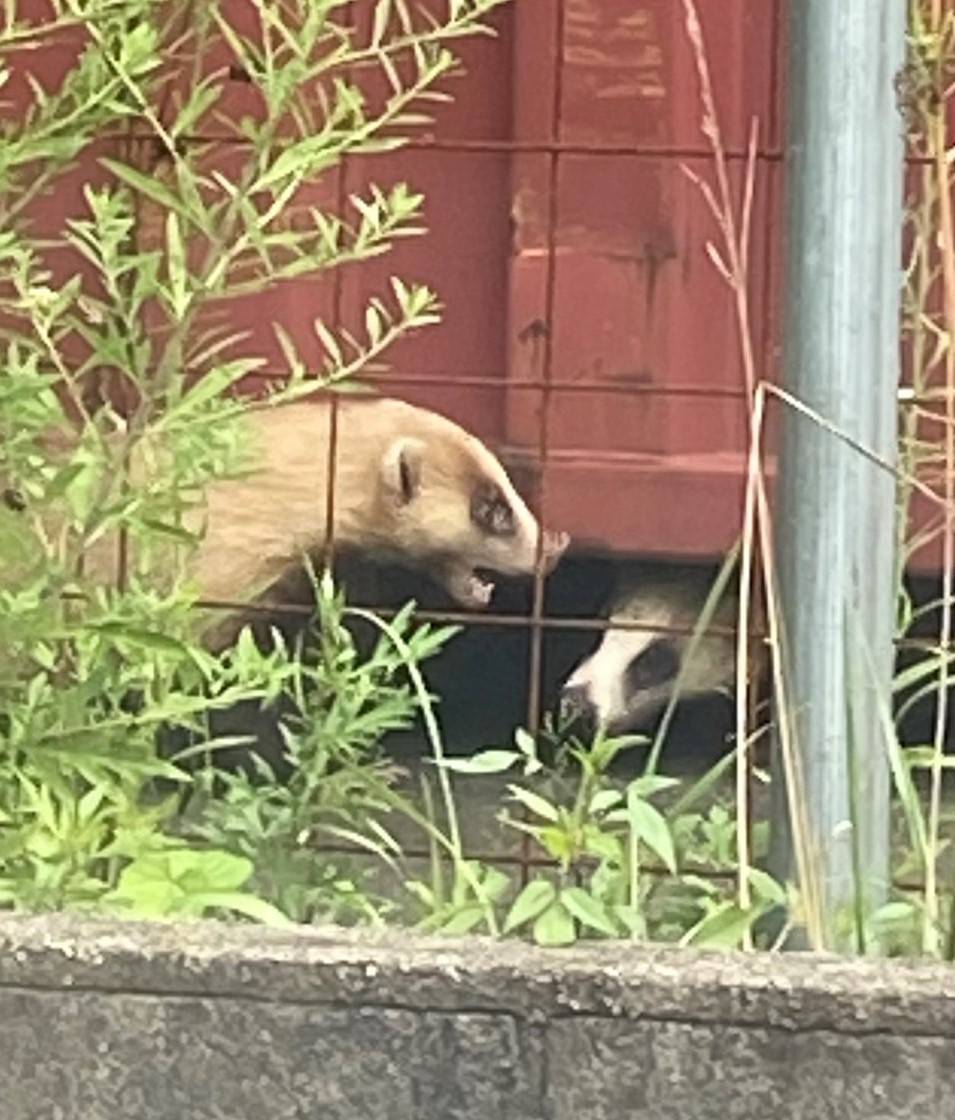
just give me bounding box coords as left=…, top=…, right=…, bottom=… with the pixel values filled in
left=198, top=550, right=747, bottom=780
left=189, top=553, right=955, bottom=784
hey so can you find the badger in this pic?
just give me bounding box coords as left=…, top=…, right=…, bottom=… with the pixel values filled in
left=558, top=561, right=766, bottom=740
left=6, top=396, right=569, bottom=648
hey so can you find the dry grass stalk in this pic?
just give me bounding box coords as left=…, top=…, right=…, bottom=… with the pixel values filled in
left=919, top=0, right=955, bottom=954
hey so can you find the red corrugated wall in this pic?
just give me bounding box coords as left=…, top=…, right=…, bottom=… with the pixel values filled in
left=5, top=2, right=787, bottom=563
left=503, top=0, right=783, bottom=559
left=14, top=3, right=955, bottom=572
left=325, top=0, right=786, bottom=562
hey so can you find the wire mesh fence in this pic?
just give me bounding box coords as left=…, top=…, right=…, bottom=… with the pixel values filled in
left=4, top=0, right=954, bottom=934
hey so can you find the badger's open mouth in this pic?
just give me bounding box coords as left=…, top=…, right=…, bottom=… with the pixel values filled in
left=445, top=565, right=496, bottom=608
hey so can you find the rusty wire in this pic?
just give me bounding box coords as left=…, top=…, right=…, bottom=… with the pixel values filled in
left=524, top=0, right=566, bottom=741
left=110, top=127, right=943, bottom=168
left=79, top=1, right=949, bottom=908
left=321, top=4, right=352, bottom=578
left=309, top=837, right=934, bottom=896
left=513, top=0, right=568, bottom=891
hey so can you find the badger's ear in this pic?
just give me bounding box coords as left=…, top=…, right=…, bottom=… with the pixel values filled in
left=381, top=437, right=425, bottom=504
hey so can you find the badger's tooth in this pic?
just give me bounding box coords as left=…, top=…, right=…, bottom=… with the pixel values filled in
left=468, top=572, right=494, bottom=605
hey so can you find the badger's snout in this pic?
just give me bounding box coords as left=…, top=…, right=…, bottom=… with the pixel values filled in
left=504, top=526, right=569, bottom=578
left=541, top=530, right=570, bottom=574
left=559, top=682, right=598, bottom=740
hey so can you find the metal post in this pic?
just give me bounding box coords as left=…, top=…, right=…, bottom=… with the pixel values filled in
left=767, top=0, right=906, bottom=950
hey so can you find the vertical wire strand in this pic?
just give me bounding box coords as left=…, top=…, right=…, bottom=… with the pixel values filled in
left=519, top=0, right=567, bottom=888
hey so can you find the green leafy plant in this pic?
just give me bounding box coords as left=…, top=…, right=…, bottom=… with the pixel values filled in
left=431, top=721, right=785, bottom=948
left=674, top=0, right=955, bottom=958
left=183, top=571, right=458, bottom=925
left=892, top=0, right=955, bottom=956
left=6, top=0, right=951, bottom=966
left=101, top=847, right=292, bottom=925
left=0, top=0, right=507, bottom=920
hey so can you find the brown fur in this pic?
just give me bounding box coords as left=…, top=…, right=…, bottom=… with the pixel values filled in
left=14, top=396, right=568, bottom=648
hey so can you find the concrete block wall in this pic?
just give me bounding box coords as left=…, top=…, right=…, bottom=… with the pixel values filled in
left=0, top=914, right=953, bottom=1119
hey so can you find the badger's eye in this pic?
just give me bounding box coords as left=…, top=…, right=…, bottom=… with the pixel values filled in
left=624, top=640, right=680, bottom=693
left=471, top=484, right=515, bottom=537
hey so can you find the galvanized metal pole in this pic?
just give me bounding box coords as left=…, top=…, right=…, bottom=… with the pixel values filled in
left=767, top=0, right=906, bottom=949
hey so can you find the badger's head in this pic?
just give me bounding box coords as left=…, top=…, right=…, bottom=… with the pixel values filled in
left=374, top=425, right=568, bottom=609
left=559, top=571, right=739, bottom=738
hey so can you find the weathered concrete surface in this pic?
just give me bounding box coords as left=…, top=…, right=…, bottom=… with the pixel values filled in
left=1, top=914, right=954, bottom=1119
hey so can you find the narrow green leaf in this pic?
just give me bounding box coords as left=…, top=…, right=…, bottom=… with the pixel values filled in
left=533, top=901, right=577, bottom=946
left=746, top=867, right=786, bottom=906
left=315, top=318, right=343, bottom=368
left=681, top=902, right=758, bottom=950
left=165, top=211, right=190, bottom=320
left=580, top=825, right=622, bottom=863
left=892, top=650, right=955, bottom=694
left=439, top=905, right=486, bottom=935
left=480, top=867, right=512, bottom=904
left=371, top=0, right=392, bottom=47
left=612, top=904, right=647, bottom=937
left=100, top=157, right=185, bottom=216
left=627, top=789, right=676, bottom=873
left=436, top=750, right=520, bottom=774
left=871, top=900, right=918, bottom=924
left=187, top=891, right=295, bottom=927
left=589, top=789, right=624, bottom=815
left=560, top=887, right=618, bottom=936
left=320, top=826, right=401, bottom=873
left=503, top=879, right=556, bottom=933
left=82, top=622, right=191, bottom=656
left=628, top=774, right=680, bottom=799
left=507, top=785, right=559, bottom=822
left=176, top=358, right=265, bottom=413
